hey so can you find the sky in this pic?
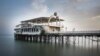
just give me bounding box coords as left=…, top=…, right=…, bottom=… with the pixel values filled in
left=0, top=0, right=100, bottom=34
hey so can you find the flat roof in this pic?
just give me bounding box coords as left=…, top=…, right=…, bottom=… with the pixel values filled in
left=22, top=17, right=64, bottom=23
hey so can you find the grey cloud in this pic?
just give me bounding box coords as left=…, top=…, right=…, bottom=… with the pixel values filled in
left=31, top=0, right=48, bottom=13
left=47, top=0, right=100, bottom=30
left=57, top=0, right=100, bottom=20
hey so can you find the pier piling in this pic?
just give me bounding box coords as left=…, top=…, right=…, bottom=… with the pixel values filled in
left=15, top=33, right=100, bottom=48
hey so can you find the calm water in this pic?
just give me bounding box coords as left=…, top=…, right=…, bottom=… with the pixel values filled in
left=0, top=35, right=100, bottom=56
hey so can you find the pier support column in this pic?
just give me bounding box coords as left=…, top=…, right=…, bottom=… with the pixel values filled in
left=34, top=35, right=37, bottom=42
left=31, top=36, right=33, bottom=42
left=39, top=35, right=42, bottom=42
left=30, top=36, right=32, bottom=42
left=92, top=36, right=93, bottom=48
left=55, top=36, right=57, bottom=44
left=43, top=35, right=46, bottom=43
left=37, top=35, right=39, bottom=42
left=33, top=36, right=35, bottom=42
left=28, top=36, right=30, bottom=41
left=26, top=36, right=28, bottom=41
left=58, top=36, right=60, bottom=43
left=88, top=36, right=90, bottom=47
left=36, top=35, right=38, bottom=42
left=84, top=36, right=86, bottom=47
left=15, top=34, right=17, bottom=40
left=73, top=36, right=76, bottom=45
left=62, top=36, right=64, bottom=44
left=47, top=35, right=50, bottom=43
left=82, top=36, right=84, bottom=47
left=66, top=36, right=70, bottom=44
left=97, top=37, right=99, bottom=49
left=21, top=35, right=23, bottom=40
left=50, top=36, right=52, bottom=43
left=78, top=36, right=79, bottom=46
left=18, top=35, right=20, bottom=40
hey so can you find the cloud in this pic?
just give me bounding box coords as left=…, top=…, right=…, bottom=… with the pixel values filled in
left=1, top=0, right=100, bottom=34
left=31, top=0, right=48, bottom=15
left=48, top=0, right=100, bottom=30
left=30, top=0, right=100, bottom=30
left=90, top=15, right=100, bottom=20
left=50, top=0, right=100, bottom=22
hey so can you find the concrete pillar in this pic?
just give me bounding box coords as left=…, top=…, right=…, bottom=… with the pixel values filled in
left=73, top=36, right=76, bottom=45
left=82, top=36, right=83, bottom=47
left=15, top=34, right=17, bottom=40
left=62, top=36, right=64, bottom=44
left=40, top=35, right=42, bottom=42
left=92, top=36, right=93, bottom=48
left=50, top=36, right=52, bottom=43
left=47, top=35, right=50, bottom=43
left=88, top=36, right=90, bottom=47
left=84, top=36, right=86, bottom=47
left=66, top=36, right=70, bottom=44
left=58, top=36, right=60, bottom=43
left=30, top=36, right=32, bottom=42
left=32, top=36, right=33, bottom=41
left=43, top=35, right=46, bottom=43
left=78, top=36, right=79, bottom=46
left=26, top=36, right=28, bottom=41
left=36, top=35, right=38, bottom=42
left=55, top=36, right=57, bottom=44
left=25, top=36, right=27, bottom=41
left=28, top=36, right=30, bottom=41
left=33, top=36, right=35, bottom=42
left=97, top=37, right=99, bottom=49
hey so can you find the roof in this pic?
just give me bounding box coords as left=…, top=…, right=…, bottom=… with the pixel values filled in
left=22, top=17, right=64, bottom=23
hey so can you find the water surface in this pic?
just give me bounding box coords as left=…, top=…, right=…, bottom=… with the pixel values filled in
left=0, top=35, right=100, bottom=56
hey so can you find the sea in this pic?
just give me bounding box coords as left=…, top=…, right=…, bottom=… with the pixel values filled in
left=0, top=35, right=100, bottom=56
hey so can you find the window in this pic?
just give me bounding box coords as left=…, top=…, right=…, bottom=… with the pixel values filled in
left=24, top=28, right=27, bottom=32
left=32, top=28, right=33, bottom=32
left=36, top=28, right=38, bottom=32
left=28, top=28, right=29, bottom=32
left=51, top=28, right=55, bottom=31
left=33, top=28, right=35, bottom=32
left=23, top=29, right=25, bottom=32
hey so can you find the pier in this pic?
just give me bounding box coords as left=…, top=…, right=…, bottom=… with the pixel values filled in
left=15, top=31, right=100, bottom=44
left=14, top=12, right=100, bottom=50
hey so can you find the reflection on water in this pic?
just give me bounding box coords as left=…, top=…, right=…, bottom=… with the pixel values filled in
left=0, top=35, right=100, bottom=56
left=69, top=37, right=100, bottom=48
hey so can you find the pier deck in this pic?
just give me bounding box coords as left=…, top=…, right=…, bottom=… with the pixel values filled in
left=46, top=31, right=100, bottom=36
left=15, top=31, right=100, bottom=42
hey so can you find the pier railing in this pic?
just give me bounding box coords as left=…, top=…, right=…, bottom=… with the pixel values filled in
left=46, top=31, right=100, bottom=36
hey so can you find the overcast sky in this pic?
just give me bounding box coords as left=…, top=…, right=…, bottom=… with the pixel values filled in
left=0, top=0, right=100, bottom=34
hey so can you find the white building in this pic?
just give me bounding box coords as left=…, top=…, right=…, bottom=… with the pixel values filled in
left=14, top=12, right=64, bottom=35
